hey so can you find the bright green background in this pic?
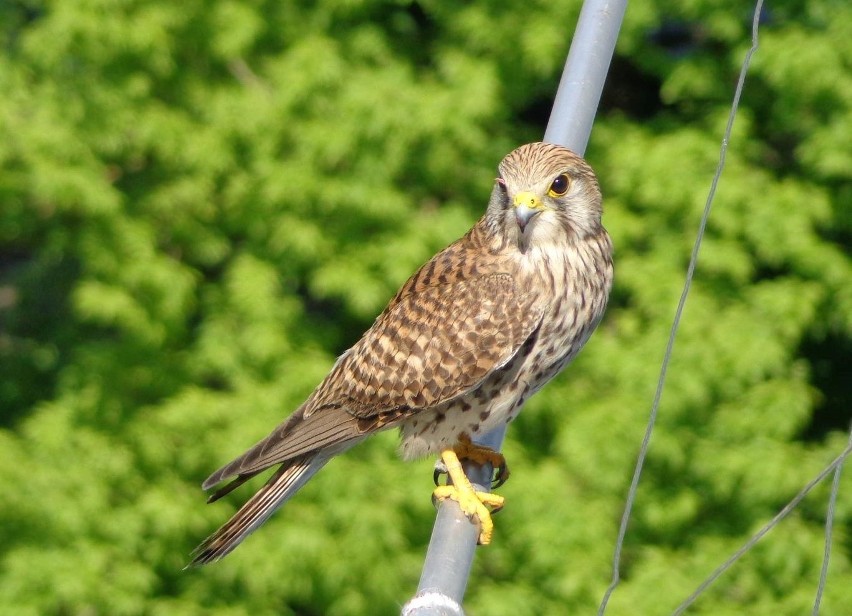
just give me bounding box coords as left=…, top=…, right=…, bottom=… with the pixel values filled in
left=1, top=1, right=850, bottom=614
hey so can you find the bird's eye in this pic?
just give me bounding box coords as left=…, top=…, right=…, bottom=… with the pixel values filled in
left=548, top=174, right=570, bottom=197
left=495, top=177, right=507, bottom=193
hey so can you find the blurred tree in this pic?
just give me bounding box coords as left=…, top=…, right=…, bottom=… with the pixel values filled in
left=0, top=0, right=849, bottom=614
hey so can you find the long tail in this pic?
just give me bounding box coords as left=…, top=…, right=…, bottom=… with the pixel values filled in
left=189, top=453, right=329, bottom=566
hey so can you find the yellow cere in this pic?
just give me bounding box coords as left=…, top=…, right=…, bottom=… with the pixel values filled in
left=513, top=191, right=541, bottom=209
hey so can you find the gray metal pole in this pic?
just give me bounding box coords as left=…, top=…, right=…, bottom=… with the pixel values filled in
left=544, top=0, right=626, bottom=152
left=402, top=2, right=626, bottom=613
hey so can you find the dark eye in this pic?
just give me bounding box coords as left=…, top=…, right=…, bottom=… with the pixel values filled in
left=548, top=173, right=570, bottom=197
left=495, top=177, right=507, bottom=193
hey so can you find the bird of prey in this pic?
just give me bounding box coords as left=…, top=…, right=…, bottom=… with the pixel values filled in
left=190, top=142, right=614, bottom=565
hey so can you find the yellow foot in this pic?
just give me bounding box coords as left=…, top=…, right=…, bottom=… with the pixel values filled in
left=432, top=434, right=510, bottom=488
left=455, top=434, right=511, bottom=487
left=431, top=439, right=507, bottom=545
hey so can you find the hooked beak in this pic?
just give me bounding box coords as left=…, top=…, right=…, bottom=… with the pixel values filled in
left=513, top=191, right=543, bottom=232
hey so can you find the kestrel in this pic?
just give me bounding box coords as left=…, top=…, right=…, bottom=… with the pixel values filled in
left=190, top=142, right=613, bottom=565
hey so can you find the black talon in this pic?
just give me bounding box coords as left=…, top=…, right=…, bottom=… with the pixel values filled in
left=433, top=460, right=448, bottom=486
left=491, top=461, right=510, bottom=489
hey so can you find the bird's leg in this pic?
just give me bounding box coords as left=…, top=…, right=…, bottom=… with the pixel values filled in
left=456, top=434, right=511, bottom=488
left=431, top=437, right=507, bottom=545
left=432, top=434, right=510, bottom=488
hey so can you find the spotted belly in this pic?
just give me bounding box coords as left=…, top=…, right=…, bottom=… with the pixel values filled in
left=397, top=323, right=579, bottom=460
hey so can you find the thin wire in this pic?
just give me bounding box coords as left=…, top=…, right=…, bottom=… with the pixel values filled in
left=673, top=438, right=852, bottom=615
left=813, top=423, right=852, bottom=615
left=597, top=1, right=765, bottom=612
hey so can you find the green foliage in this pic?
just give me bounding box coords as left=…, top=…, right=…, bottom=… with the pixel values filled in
left=1, top=0, right=850, bottom=614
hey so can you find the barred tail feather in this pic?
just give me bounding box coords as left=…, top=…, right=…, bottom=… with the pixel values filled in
left=189, top=453, right=329, bottom=566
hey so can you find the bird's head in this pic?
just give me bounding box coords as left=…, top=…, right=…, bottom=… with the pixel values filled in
left=486, top=142, right=603, bottom=249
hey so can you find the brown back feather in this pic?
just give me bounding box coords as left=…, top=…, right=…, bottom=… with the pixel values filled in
left=203, top=235, right=544, bottom=487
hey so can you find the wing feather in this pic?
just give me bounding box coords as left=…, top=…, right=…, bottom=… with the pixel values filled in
left=203, top=242, right=543, bottom=488
left=190, top=453, right=330, bottom=565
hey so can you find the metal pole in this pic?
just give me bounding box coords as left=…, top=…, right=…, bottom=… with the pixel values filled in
left=402, top=2, right=626, bottom=613
left=544, top=0, right=626, bottom=152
